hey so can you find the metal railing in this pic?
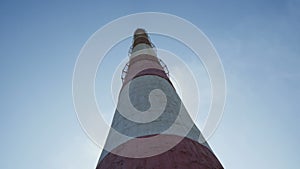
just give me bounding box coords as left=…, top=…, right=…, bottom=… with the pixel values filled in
left=121, top=59, right=170, bottom=83
left=121, top=62, right=129, bottom=82
left=159, top=59, right=169, bottom=77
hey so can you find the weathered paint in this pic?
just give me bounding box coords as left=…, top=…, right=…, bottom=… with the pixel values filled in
left=97, top=135, right=223, bottom=169
left=99, top=75, right=210, bottom=161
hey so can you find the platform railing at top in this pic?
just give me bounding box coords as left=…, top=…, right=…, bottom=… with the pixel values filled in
left=121, top=62, right=129, bottom=82
left=121, top=59, right=169, bottom=83
left=159, top=59, right=169, bottom=77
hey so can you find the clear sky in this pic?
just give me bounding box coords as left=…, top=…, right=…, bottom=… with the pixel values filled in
left=0, top=0, right=299, bottom=169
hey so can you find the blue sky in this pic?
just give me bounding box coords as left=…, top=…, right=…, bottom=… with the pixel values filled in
left=0, top=0, right=299, bottom=168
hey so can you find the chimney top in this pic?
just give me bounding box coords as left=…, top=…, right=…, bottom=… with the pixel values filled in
left=134, top=28, right=147, bottom=36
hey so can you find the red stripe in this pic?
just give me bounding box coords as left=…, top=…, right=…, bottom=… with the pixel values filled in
left=97, top=134, right=223, bottom=169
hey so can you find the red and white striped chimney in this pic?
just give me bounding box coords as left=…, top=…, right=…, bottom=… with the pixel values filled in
left=96, top=29, right=223, bottom=169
